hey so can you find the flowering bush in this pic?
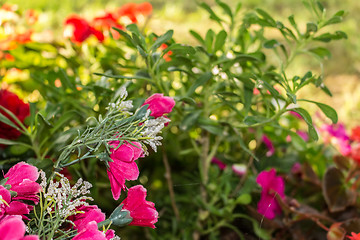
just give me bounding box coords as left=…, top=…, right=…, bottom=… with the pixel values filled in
left=1, top=0, right=357, bottom=239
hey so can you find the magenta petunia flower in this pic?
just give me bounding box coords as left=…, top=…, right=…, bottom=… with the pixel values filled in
left=142, top=93, right=175, bottom=118
left=262, top=135, right=275, bottom=157
left=321, top=123, right=351, bottom=156
left=120, top=185, right=158, bottom=228
left=256, top=169, right=285, bottom=219
left=4, top=162, right=41, bottom=204
left=0, top=215, right=39, bottom=240
left=72, top=221, right=107, bottom=240
left=211, top=157, right=226, bottom=170
left=107, top=141, right=143, bottom=200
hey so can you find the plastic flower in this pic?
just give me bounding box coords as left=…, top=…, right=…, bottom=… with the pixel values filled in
left=262, top=135, right=275, bottom=157
left=4, top=162, right=41, bottom=204
left=64, top=15, right=104, bottom=43
left=256, top=168, right=285, bottom=219
left=0, top=89, right=30, bottom=142
left=348, top=232, right=360, bottom=240
left=142, top=93, right=175, bottom=118
left=107, top=141, right=144, bottom=200
left=0, top=215, right=39, bottom=240
left=120, top=185, right=158, bottom=228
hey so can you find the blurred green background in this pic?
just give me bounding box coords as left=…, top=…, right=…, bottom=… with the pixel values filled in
left=3, top=0, right=359, bottom=126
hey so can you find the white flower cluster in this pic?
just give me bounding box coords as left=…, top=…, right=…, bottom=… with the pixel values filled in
left=141, top=116, right=170, bottom=153
left=108, top=87, right=133, bottom=113
left=110, top=236, right=121, bottom=240
left=40, top=171, right=93, bottom=218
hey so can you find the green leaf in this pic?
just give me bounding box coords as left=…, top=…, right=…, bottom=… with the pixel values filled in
left=112, top=27, right=136, bottom=47
left=186, top=72, right=212, bottom=96
left=126, top=24, right=146, bottom=47
left=306, top=22, right=318, bottom=34
left=323, top=16, right=342, bottom=27
left=180, top=110, right=202, bottom=131
left=0, top=138, right=31, bottom=148
left=309, top=47, right=331, bottom=59
left=214, top=30, right=227, bottom=52
left=255, top=8, right=276, bottom=27
left=216, top=0, right=233, bottom=19
left=263, top=39, right=280, bottom=49
left=314, top=31, right=347, bottom=42
left=136, top=45, right=148, bottom=58
left=0, top=112, right=23, bottom=133
left=150, top=30, right=174, bottom=52
left=189, top=30, right=205, bottom=45
left=199, top=2, right=223, bottom=25
left=205, top=29, right=215, bottom=53
left=299, top=100, right=338, bottom=124
left=292, top=108, right=318, bottom=141
left=288, top=131, right=306, bottom=151
left=93, top=73, right=152, bottom=81
left=316, top=1, right=325, bottom=12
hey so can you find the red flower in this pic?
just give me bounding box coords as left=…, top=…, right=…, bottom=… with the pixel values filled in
left=64, top=15, right=104, bottom=43
left=116, top=2, right=152, bottom=23
left=92, top=12, right=123, bottom=39
left=120, top=185, right=158, bottom=228
left=160, top=43, right=172, bottom=62
left=348, top=232, right=360, bottom=240
left=351, top=126, right=360, bottom=142
left=142, top=93, right=175, bottom=118
left=0, top=89, right=29, bottom=142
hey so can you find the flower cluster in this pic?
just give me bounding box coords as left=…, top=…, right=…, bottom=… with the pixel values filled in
left=64, top=2, right=152, bottom=43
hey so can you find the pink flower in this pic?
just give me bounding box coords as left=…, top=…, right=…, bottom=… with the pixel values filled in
left=289, top=111, right=302, bottom=119
left=321, top=123, right=351, bottom=156
left=256, top=169, right=285, bottom=219
left=120, top=185, right=158, bottom=228
left=211, top=157, right=226, bottom=170
left=296, top=130, right=309, bottom=142
left=291, top=163, right=301, bottom=174
left=262, top=135, right=275, bottom=157
left=0, top=215, right=39, bottom=240
left=4, top=162, right=41, bottom=204
left=142, top=94, right=175, bottom=118
left=72, top=221, right=107, bottom=240
left=232, top=164, right=246, bottom=176
left=68, top=205, right=105, bottom=231
left=107, top=141, right=143, bottom=200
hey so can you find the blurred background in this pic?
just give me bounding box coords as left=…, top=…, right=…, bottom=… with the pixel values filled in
left=3, top=0, right=359, bottom=125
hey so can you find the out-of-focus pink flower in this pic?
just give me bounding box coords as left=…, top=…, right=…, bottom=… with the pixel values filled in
left=107, top=141, right=143, bottom=200
left=256, top=168, right=285, bottom=219
left=64, top=15, right=104, bottom=43
left=0, top=89, right=30, bottom=143
left=351, top=126, right=360, bottom=142
left=296, top=130, right=309, bottom=142
left=262, top=135, right=275, bottom=157
left=348, top=232, right=360, bottom=240
left=72, top=221, right=107, bottom=240
left=0, top=215, right=39, bottom=240
left=120, top=185, right=158, bottom=228
left=289, top=111, right=302, bottom=119
left=321, top=123, right=351, bottom=156
left=232, top=164, right=246, bottom=176
left=69, top=205, right=105, bottom=231
left=4, top=162, right=41, bottom=204
left=291, top=162, right=301, bottom=175
left=142, top=93, right=175, bottom=118
left=211, top=157, right=226, bottom=170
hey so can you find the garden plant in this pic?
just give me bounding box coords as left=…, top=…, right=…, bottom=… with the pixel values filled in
left=1, top=0, right=360, bottom=239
